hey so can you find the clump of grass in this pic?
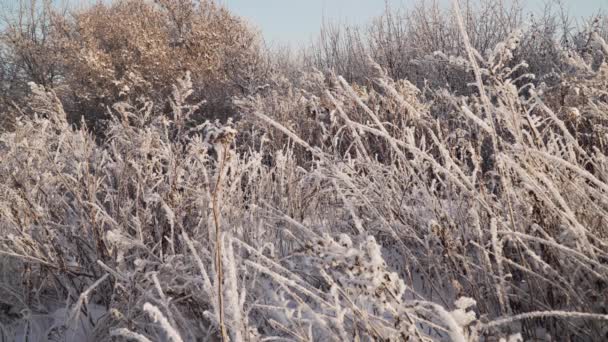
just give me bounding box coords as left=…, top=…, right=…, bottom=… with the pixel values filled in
left=1, top=1, right=608, bottom=341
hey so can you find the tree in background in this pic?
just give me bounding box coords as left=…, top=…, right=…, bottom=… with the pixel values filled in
left=0, top=0, right=268, bottom=133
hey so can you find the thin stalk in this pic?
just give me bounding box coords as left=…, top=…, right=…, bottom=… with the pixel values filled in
left=212, top=143, right=229, bottom=342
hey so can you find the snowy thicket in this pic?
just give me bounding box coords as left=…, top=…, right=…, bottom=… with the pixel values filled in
left=2, top=1, right=608, bottom=341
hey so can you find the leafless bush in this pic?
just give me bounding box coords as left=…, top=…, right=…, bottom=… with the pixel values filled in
left=300, top=0, right=608, bottom=95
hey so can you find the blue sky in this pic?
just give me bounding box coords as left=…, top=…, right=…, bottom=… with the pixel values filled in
left=223, top=0, right=606, bottom=46
left=1, top=0, right=605, bottom=46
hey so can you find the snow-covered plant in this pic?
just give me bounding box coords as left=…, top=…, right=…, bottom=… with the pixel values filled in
left=2, top=1, right=608, bottom=342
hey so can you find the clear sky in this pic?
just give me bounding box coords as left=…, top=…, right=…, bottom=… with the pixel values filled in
left=1, top=0, right=605, bottom=46
left=223, top=0, right=607, bottom=46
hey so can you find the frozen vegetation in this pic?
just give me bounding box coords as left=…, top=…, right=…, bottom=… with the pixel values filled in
left=0, top=0, right=608, bottom=341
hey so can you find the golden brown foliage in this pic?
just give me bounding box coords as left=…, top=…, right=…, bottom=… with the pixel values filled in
left=49, top=0, right=265, bottom=127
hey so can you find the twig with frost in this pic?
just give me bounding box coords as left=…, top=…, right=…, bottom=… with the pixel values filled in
left=110, top=328, right=153, bottom=342
left=211, top=137, right=232, bottom=342
left=66, top=273, right=109, bottom=326
left=483, top=311, right=608, bottom=330
left=143, top=303, right=184, bottom=342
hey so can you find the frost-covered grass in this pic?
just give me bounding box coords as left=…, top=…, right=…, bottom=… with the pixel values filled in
left=2, top=4, right=608, bottom=342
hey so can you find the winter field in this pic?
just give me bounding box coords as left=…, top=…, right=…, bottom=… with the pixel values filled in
left=1, top=0, right=608, bottom=341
